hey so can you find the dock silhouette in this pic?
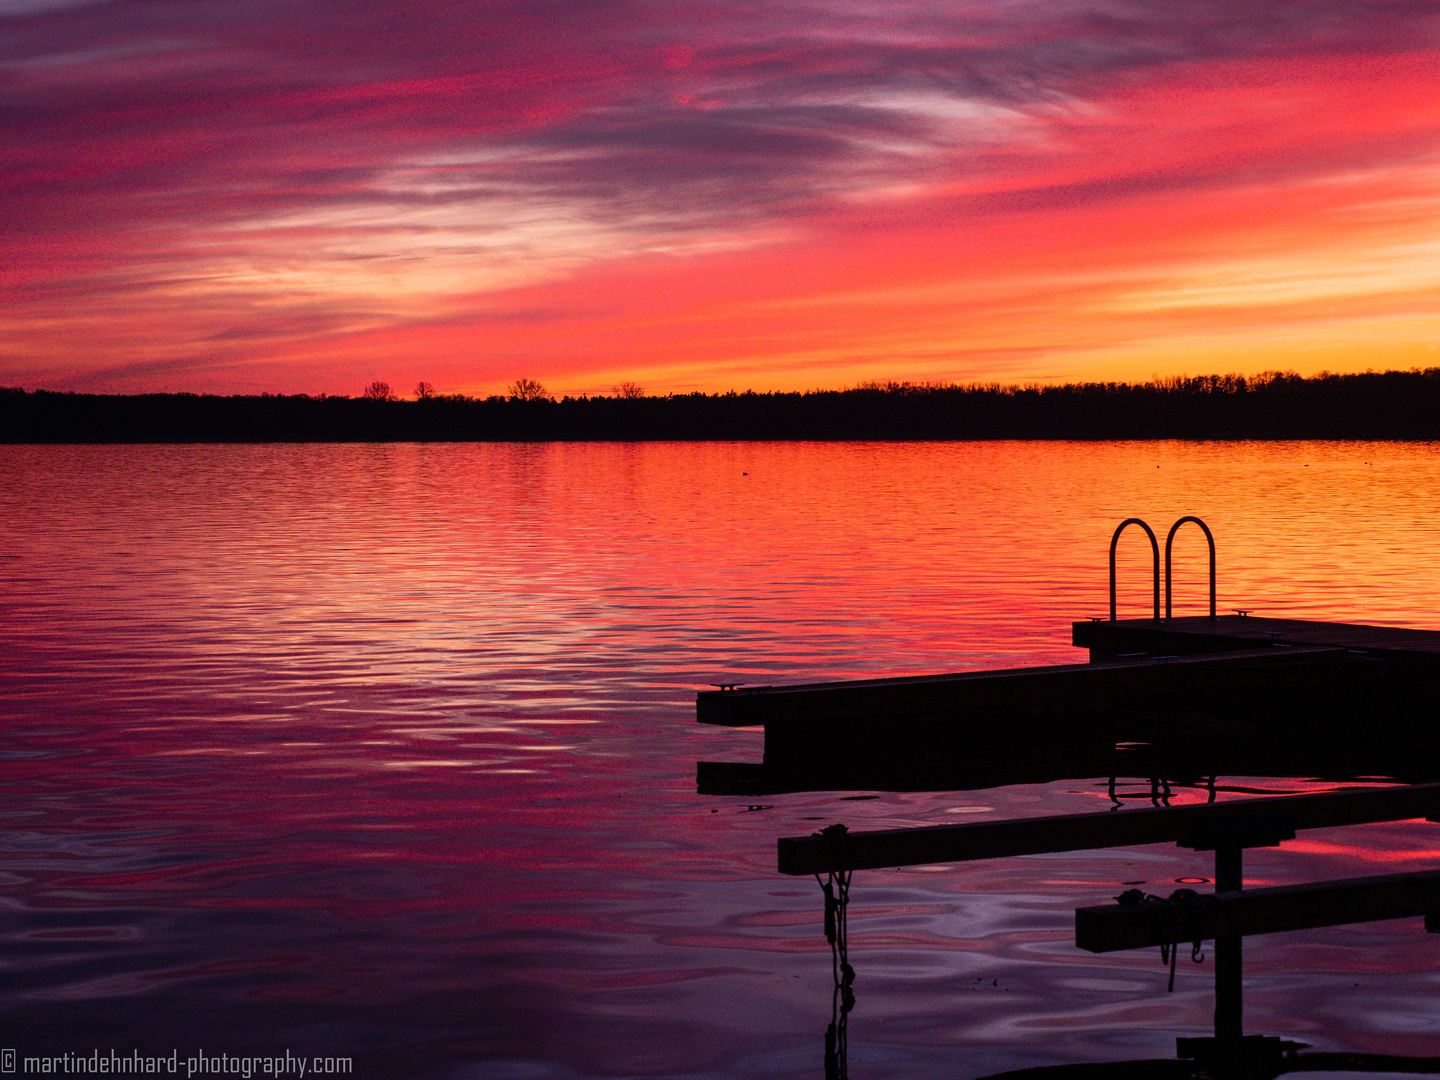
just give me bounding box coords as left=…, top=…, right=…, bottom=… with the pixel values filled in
left=698, top=518, right=1440, bottom=1077
left=699, top=517, right=1440, bottom=790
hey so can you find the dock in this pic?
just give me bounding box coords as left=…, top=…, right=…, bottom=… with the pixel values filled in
left=698, top=516, right=1440, bottom=792
left=696, top=642, right=1383, bottom=729
left=698, top=619, right=1440, bottom=791
left=701, top=518, right=1440, bottom=1077
left=1075, top=612, right=1440, bottom=662
left=779, top=780, right=1440, bottom=1070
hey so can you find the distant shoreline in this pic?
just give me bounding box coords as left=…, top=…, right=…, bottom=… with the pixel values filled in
left=6, top=370, right=1440, bottom=442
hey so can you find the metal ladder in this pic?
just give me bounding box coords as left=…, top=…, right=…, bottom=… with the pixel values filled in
left=1110, top=516, right=1215, bottom=620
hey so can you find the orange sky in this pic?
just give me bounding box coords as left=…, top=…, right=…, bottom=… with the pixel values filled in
left=3, top=2, right=1440, bottom=396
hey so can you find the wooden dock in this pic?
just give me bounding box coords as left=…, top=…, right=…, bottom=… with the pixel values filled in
left=697, top=616, right=1440, bottom=789
left=696, top=644, right=1383, bottom=729
left=1074, top=613, right=1440, bottom=662
left=701, top=521, right=1440, bottom=1073
left=700, top=732, right=1440, bottom=796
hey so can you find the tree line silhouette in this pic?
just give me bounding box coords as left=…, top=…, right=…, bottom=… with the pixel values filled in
left=6, top=369, right=1440, bottom=441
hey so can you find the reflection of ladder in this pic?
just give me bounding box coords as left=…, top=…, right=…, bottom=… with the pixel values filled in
left=1110, top=516, right=1216, bottom=621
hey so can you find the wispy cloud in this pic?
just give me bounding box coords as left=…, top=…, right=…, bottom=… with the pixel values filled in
left=3, top=0, right=1439, bottom=390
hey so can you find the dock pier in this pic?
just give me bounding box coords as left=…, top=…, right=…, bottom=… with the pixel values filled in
left=698, top=518, right=1440, bottom=1075
left=697, top=618, right=1440, bottom=794
left=699, top=515, right=1440, bottom=793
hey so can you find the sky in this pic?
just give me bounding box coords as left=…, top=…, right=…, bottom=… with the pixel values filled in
left=4, top=0, right=1440, bottom=397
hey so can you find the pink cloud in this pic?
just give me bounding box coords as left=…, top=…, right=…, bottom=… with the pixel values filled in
left=4, top=0, right=1440, bottom=392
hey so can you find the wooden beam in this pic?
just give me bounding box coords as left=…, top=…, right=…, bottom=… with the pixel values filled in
left=1075, top=869, right=1440, bottom=952
left=776, top=782, right=1440, bottom=875
left=701, top=741, right=1440, bottom=796
left=1073, top=614, right=1440, bottom=662
left=695, top=747, right=1119, bottom=796
left=698, top=646, right=1372, bottom=728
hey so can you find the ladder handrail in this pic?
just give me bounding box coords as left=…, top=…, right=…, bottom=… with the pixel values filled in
left=1165, top=515, right=1216, bottom=620
left=1109, top=518, right=1160, bottom=621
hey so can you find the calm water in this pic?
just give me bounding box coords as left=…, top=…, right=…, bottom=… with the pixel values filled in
left=2, top=441, right=1439, bottom=1077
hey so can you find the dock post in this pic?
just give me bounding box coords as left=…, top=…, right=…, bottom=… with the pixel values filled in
left=1174, top=812, right=1292, bottom=1054
left=1214, top=844, right=1243, bottom=1047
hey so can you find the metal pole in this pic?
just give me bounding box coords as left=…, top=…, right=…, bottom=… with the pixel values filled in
left=1214, top=845, right=1243, bottom=1046
left=1165, top=516, right=1216, bottom=620
left=1109, top=518, right=1160, bottom=621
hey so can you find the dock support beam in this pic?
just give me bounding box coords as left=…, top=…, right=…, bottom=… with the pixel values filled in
left=1178, top=817, right=1292, bottom=1048
left=778, top=782, right=1430, bottom=876
left=1214, top=845, right=1242, bottom=1046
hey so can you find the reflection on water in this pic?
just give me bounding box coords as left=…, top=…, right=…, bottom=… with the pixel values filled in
left=1, top=441, right=1439, bottom=1077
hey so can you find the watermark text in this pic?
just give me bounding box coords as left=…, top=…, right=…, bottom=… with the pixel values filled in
left=4, top=1049, right=352, bottom=1077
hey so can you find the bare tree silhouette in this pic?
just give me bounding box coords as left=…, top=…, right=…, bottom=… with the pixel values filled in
left=508, top=378, right=551, bottom=402
left=362, top=381, right=395, bottom=401
left=612, top=381, right=645, bottom=399
left=414, top=381, right=435, bottom=400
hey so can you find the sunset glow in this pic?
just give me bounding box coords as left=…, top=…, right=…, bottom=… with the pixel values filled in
left=5, top=1, right=1440, bottom=396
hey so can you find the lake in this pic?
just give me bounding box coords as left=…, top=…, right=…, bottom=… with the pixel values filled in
left=2, top=440, right=1438, bottom=1077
